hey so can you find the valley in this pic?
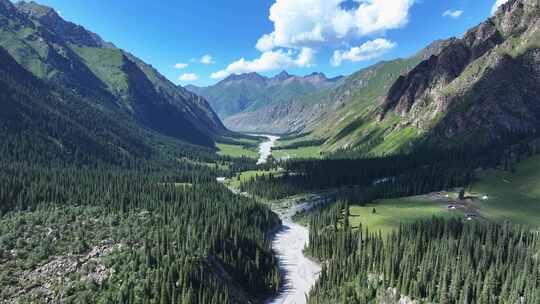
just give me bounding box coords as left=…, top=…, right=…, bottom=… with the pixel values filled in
left=1, top=0, right=540, bottom=303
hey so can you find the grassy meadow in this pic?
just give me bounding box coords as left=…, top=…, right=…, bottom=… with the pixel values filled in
left=345, top=154, right=540, bottom=235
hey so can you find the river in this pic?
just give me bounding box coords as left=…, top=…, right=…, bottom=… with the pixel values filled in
left=254, top=134, right=321, bottom=304
left=267, top=203, right=321, bottom=304
left=256, top=135, right=280, bottom=165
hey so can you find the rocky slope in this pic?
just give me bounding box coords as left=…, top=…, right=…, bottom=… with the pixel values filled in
left=376, top=0, right=540, bottom=150
left=0, top=0, right=225, bottom=147
left=189, top=71, right=342, bottom=133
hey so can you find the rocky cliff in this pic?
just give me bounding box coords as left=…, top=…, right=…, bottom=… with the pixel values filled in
left=377, top=0, right=540, bottom=149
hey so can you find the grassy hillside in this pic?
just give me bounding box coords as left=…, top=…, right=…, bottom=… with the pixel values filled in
left=314, top=58, right=422, bottom=155
left=468, top=154, right=540, bottom=227
left=273, top=146, right=321, bottom=159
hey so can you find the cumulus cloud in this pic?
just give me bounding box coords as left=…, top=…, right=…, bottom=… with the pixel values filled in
left=173, top=63, right=188, bottom=69
left=179, top=73, right=199, bottom=82
left=211, top=48, right=315, bottom=79
left=492, top=0, right=509, bottom=14
left=331, top=38, right=396, bottom=66
left=200, top=54, right=215, bottom=65
left=442, top=10, right=463, bottom=19
left=256, top=0, right=415, bottom=51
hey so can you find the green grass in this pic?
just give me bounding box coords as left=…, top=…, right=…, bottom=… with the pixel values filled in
left=467, top=154, right=540, bottom=227
left=272, top=135, right=323, bottom=159
left=225, top=169, right=282, bottom=189
left=310, top=57, right=421, bottom=153
left=273, top=146, right=322, bottom=159
left=369, top=126, right=420, bottom=156
left=348, top=197, right=461, bottom=235
left=70, top=45, right=129, bottom=95
left=347, top=154, right=540, bottom=235
left=275, top=134, right=312, bottom=147
left=217, top=143, right=259, bottom=159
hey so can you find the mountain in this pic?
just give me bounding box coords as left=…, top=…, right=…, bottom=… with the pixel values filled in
left=189, top=71, right=343, bottom=132
left=0, top=44, right=154, bottom=164
left=0, top=0, right=225, bottom=149
left=269, top=0, right=540, bottom=156
left=376, top=0, right=540, bottom=151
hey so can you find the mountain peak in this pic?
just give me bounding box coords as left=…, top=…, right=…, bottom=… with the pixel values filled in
left=272, top=70, right=293, bottom=81
left=16, top=1, right=57, bottom=19
left=306, top=72, right=328, bottom=79
left=16, top=1, right=113, bottom=48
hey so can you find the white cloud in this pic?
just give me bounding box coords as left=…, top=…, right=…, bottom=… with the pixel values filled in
left=491, top=0, right=509, bottom=14
left=331, top=38, right=396, bottom=66
left=442, top=10, right=463, bottom=19
left=173, top=63, right=188, bottom=69
left=256, top=0, right=415, bottom=51
left=179, top=73, right=199, bottom=82
left=200, top=54, right=215, bottom=65
left=295, top=47, right=316, bottom=67
left=211, top=48, right=315, bottom=79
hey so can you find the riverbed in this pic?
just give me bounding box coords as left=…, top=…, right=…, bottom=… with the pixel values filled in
left=253, top=134, right=320, bottom=304
left=267, top=203, right=321, bottom=304
left=256, top=135, right=280, bottom=165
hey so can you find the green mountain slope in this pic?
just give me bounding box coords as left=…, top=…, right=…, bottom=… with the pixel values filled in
left=0, top=0, right=225, bottom=147
left=306, top=57, right=423, bottom=152
left=0, top=45, right=151, bottom=165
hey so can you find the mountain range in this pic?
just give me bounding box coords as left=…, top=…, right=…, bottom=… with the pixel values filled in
left=186, top=71, right=343, bottom=132
left=0, top=0, right=225, bottom=164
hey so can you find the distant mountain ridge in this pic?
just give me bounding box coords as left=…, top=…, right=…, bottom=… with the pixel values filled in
left=187, top=71, right=343, bottom=130
left=0, top=0, right=225, bottom=149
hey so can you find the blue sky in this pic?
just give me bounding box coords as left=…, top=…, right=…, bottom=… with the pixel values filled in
left=27, top=0, right=506, bottom=86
